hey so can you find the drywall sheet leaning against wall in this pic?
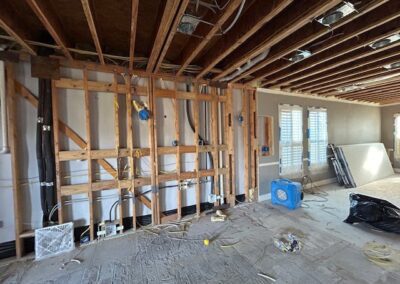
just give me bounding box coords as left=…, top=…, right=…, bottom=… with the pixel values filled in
left=338, top=143, right=394, bottom=187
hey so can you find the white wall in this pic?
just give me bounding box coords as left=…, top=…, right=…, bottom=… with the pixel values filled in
left=0, top=62, right=246, bottom=242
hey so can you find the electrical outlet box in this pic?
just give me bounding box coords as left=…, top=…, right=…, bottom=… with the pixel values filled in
left=208, top=194, right=222, bottom=203
left=97, top=221, right=123, bottom=238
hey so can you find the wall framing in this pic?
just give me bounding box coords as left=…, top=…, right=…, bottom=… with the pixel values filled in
left=6, top=60, right=257, bottom=257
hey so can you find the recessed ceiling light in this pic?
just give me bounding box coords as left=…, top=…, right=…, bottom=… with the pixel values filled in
left=316, top=2, right=356, bottom=27
left=337, top=85, right=365, bottom=93
left=383, top=62, right=400, bottom=70
left=369, top=34, right=400, bottom=49
left=289, top=50, right=312, bottom=63
left=177, top=15, right=200, bottom=35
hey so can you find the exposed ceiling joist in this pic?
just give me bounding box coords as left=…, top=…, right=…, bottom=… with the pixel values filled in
left=176, top=0, right=244, bottom=76
left=27, top=0, right=72, bottom=60
left=153, top=0, right=190, bottom=73
left=213, top=0, right=342, bottom=81
left=317, top=70, right=400, bottom=95
left=146, top=0, right=182, bottom=73
left=129, top=0, right=139, bottom=71
left=313, top=69, right=400, bottom=94
left=375, top=96, right=400, bottom=105
left=334, top=80, right=400, bottom=97
left=233, top=0, right=388, bottom=83
left=298, top=47, right=400, bottom=92
left=0, top=2, right=37, bottom=55
left=340, top=88, right=400, bottom=101
left=80, top=0, right=104, bottom=64
left=262, top=1, right=400, bottom=87
left=290, top=34, right=400, bottom=91
left=194, top=0, right=293, bottom=79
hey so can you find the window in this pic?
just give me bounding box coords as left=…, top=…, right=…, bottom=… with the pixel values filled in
left=279, top=105, right=303, bottom=176
left=394, top=114, right=400, bottom=159
left=308, top=107, right=328, bottom=168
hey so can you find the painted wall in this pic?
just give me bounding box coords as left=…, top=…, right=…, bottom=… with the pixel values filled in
left=380, top=104, right=400, bottom=167
left=0, top=62, right=246, bottom=243
left=257, top=90, right=381, bottom=197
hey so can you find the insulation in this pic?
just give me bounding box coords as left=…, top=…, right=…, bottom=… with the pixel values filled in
left=338, top=143, right=394, bottom=187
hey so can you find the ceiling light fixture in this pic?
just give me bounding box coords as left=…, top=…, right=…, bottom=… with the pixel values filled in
left=177, top=15, right=202, bottom=35
left=369, top=34, right=400, bottom=49
left=336, top=85, right=365, bottom=93
left=316, top=2, right=356, bottom=27
left=288, top=50, right=312, bottom=63
left=383, top=62, right=400, bottom=70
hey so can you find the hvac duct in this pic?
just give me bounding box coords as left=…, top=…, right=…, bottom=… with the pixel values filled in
left=219, top=49, right=269, bottom=82
left=0, top=60, right=9, bottom=154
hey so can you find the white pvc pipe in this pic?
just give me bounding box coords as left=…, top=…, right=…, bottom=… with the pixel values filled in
left=0, top=60, right=9, bottom=154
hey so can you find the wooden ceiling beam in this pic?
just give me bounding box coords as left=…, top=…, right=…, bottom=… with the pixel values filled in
left=0, top=2, right=36, bottom=55
left=299, top=49, right=400, bottom=92
left=361, top=93, right=400, bottom=102
left=213, top=0, right=341, bottom=81
left=146, top=0, right=182, bottom=73
left=377, top=96, right=400, bottom=105
left=259, top=1, right=400, bottom=86
left=153, top=0, right=190, bottom=73
left=262, top=22, right=400, bottom=89
left=129, top=0, right=139, bottom=71
left=291, top=40, right=400, bottom=91
left=176, top=0, right=243, bottom=76
left=339, top=87, right=400, bottom=100
left=232, top=0, right=385, bottom=83
left=27, top=0, right=72, bottom=60
left=80, top=0, right=104, bottom=64
left=316, top=70, right=400, bottom=95
left=315, top=77, right=400, bottom=97
left=194, top=0, right=293, bottom=79
left=334, top=82, right=400, bottom=98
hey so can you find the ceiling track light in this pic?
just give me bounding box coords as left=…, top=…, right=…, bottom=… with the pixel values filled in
left=369, top=34, right=400, bottom=49
left=316, top=1, right=356, bottom=27
left=288, top=50, right=312, bottom=63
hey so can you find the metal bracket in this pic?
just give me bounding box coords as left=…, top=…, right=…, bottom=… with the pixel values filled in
left=42, top=125, right=51, bottom=131
left=37, top=117, right=44, bottom=123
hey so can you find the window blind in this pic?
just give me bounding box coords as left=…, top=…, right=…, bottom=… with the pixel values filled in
left=308, top=107, right=328, bottom=168
left=279, top=105, right=303, bottom=176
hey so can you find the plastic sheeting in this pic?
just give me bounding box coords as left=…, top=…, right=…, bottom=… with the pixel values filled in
left=344, top=193, right=400, bottom=234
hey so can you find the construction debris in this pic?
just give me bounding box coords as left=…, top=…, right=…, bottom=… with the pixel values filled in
left=363, top=242, right=400, bottom=270
left=211, top=210, right=227, bottom=222
left=273, top=232, right=302, bottom=253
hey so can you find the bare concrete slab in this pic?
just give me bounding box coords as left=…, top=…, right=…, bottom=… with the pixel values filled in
left=1, top=176, right=400, bottom=283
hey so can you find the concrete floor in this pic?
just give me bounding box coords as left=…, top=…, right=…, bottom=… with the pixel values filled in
left=1, top=176, right=400, bottom=283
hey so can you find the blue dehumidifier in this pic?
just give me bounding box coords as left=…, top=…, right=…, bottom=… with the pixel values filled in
left=271, top=179, right=303, bottom=210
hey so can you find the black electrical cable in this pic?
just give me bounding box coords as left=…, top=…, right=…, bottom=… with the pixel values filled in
left=36, top=39, right=57, bottom=225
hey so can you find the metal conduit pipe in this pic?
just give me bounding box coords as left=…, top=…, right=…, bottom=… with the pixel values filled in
left=0, top=60, right=9, bottom=154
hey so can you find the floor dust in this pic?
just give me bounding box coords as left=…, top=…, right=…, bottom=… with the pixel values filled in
left=1, top=176, right=400, bottom=283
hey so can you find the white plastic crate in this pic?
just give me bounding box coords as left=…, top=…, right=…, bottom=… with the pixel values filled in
left=35, top=222, right=74, bottom=260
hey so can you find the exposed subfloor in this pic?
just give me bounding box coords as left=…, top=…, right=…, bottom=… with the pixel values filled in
left=1, top=176, right=400, bottom=283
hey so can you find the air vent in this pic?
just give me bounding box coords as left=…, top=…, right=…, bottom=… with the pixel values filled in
left=369, top=34, right=400, bottom=49
left=289, top=50, right=312, bottom=63
left=177, top=15, right=200, bottom=35
left=383, top=62, right=400, bottom=70
left=316, top=2, right=356, bottom=27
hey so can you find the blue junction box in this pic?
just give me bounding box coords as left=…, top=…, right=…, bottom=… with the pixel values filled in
left=271, top=179, right=303, bottom=210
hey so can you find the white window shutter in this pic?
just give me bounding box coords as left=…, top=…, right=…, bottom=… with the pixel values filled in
left=308, top=107, right=328, bottom=168
left=279, top=105, right=303, bottom=176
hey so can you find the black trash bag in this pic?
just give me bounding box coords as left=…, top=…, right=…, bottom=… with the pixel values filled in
left=344, top=193, right=400, bottom=234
